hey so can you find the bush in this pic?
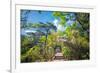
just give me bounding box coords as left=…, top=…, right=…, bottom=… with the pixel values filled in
left=62, top=46, right=72, bottom=60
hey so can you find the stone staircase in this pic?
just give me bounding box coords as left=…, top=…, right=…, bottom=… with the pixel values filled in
left=54, top=52, right=64, bottom=60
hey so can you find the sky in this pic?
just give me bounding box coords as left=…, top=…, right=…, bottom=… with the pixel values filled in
left=23, top=10, right=55, bottom=24
left=21, top=10, right=75, bottom=32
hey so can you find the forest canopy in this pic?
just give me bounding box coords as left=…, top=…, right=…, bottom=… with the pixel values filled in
left=20, top=10, right=90, bottom=63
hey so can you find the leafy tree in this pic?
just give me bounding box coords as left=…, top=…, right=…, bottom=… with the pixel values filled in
left=62, top=47, right=72, bottom=60
left=21, top=45, right=45, bottom=62
left=21, top=11, right=90, bottom=62
left=53, top=11, right=89, bottom=60
left=21, top=35, right=34, bottom=54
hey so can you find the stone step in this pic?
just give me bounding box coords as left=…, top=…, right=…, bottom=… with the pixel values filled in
left=54, top=52, right=64, bottom=60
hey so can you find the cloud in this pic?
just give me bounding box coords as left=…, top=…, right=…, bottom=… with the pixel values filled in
left=58, top=25, right=65, bottom=31
left=53, top=19, right=58, bottom=27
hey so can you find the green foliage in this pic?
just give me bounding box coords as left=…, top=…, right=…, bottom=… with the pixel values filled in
left=21, top=45, right=45, bottom=62
left=45, top=47, right=54, bottom=61
left=62, top=47, right=72, bottom=59
left=21, top=11, right=90, bottom=62
left=53, top=11, right=62, bottom=17
left=21, top=35, right=34, bottom=54
left=76, top=13, right=90, bottom=40
left=39, top=36, right=46, bottom=43
left=53, top=12, right=67, bottom=26
left=64, top=22, right=89, bottom=59
left=76, top=13, right=89, bottom=29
